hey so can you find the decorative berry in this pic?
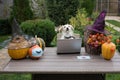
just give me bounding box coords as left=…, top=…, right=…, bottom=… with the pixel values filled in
left=87, top=33, right=109, bottom=48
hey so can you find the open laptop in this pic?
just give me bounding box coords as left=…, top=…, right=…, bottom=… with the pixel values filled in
left=57, top=38, right=82, bottom=54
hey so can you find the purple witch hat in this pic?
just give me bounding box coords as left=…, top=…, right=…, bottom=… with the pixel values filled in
left=88, top=10, right=108, bottom=34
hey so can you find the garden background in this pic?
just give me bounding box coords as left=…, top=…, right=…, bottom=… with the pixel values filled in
left=0, top=0, right=120, bottom=80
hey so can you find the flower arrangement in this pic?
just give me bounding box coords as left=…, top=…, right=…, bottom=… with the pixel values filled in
left=87, top=33, right=108, bottom=48
left=85, top=31, right=112, bottom=55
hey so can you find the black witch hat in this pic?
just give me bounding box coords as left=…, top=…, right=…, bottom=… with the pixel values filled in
left=11, top=18, right=23, bottom=38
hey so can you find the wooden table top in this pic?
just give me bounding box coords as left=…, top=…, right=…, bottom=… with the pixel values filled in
left=3, top=47, right=120, bottom=74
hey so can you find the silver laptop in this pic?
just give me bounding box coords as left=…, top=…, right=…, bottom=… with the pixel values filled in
left=57, top=38, right=82, bottom=54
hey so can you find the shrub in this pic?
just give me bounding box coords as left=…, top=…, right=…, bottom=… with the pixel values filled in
left=0, top=19, right=11, bottom=35
left=91, top=11, right=99, bottom=21
left=81, top=0, right=96, bottom=16
left=69, top=8, right=91, bottom=35
left=20, top=19, right=56, bottom=46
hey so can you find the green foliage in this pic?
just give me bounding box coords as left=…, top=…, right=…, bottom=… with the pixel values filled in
left=105, top=25, right=120, bottom=52
left=0, top=19, right=11, bottom=35
left=51, top=35, right=57, bottom=47
left=69, top=8, right=91, bottom=35
left=0, top=74, right=31, bottom=80
left=105, top=25, right=118, bottom=35
left=113, top=35, right=120, bottom=53
left=91, top=11, right=99, bottom=21
left=46, top=0, right=80, bottom=26
left=20, top=19, right=56, bottom=46
left=0, top=35, right=9, bottom=49
left=117, top=45, right=120, bottom=53
left=11, top=0, right=33, bottom=24
left=106, top=74, right=120, bottom=80
left=106, top=20, right=120, bottom=28
left=81, top=0, right=96, bottom=16
left=69, top=9, right=91, bottom=47
left=0, top=35, right=9, bottom=43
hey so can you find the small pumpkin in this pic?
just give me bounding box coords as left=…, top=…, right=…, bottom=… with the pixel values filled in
left=35, top=35, right=45, bottom=51
left=8, top=36, right=30, bottom=59
left=29, top=45, right=43, bottom=59
left=102, top=40, right=116, bottom=60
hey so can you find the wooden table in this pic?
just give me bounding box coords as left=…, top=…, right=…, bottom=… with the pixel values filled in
left=2, top=47, right=120, bottom=80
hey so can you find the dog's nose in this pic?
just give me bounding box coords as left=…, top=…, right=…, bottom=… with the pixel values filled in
left=66, top=28, right=69, bottom=31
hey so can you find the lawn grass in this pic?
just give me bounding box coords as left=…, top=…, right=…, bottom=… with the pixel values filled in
left=0, top=35, right=10, bottom=49
left=0, top=35, right=9, bottom=43
left=106, top=20, right=120, bottom=27
left=0, top=73, right=120, bottom=80
left=0, top=73, right=31, bottom=80
left=106, top=74, right=120, bottom=80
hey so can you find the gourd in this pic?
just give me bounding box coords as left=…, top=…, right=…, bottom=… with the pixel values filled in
left=35, top=35, right=45, bottom=51
left=28, top=35, right=45, bottom=60
left=29, top=45, right=43, bottom=59
left=102, top=40, right=116, bottom=60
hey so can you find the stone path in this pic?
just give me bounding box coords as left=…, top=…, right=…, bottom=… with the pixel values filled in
left=0, top=39, right=11, bottom=48
left=0, top=48, right=10, bottom=71
left=105, top=16, right=120, bottom=32
left=105, top=22, right=120, bottom=32
left=0, top=37, right=11, bottom=71
left=105, top=16, right=120, bottom=22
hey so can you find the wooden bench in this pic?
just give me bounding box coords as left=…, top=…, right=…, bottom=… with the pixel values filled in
left=1, top=47, right=120, bottom=80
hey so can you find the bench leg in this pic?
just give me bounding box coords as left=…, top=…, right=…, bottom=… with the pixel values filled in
left=32, top=74, right=106, bottom=80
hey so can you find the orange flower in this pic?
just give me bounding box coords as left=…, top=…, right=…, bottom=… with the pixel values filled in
left=108, top=35, right=112, bottom=39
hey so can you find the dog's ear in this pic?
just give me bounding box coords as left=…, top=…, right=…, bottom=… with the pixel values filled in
left=70, top=25, right=74, bottom=31
left=58, top=25, right=63, bottom=32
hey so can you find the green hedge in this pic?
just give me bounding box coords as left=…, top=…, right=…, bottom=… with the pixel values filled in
left=20, top=19, right=56, bottom=46
left=0, top=19, right=11, bottom=35
left=81, top=0, right=96, bottom=16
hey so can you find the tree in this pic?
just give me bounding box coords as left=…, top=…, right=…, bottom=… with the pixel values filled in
left=81, top=0, right=96, bottom=16
left=29, top=0, right=48, bottom=19
left=11, top=0, right=33, bottom=24
left=47, top=0, right=80, bottom=26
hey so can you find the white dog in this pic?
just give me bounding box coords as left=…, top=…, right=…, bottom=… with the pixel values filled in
left=59, top=24, right=75, bottom=39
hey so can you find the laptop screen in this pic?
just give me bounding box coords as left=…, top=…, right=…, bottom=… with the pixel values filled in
left=57, top=38, right=82, bottom=54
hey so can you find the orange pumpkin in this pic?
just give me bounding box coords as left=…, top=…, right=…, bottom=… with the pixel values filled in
left=8, top=36, right=30, bottom=59
left=102, top=41, right=116, bottom=60
left=29, top=45, right=43, bottom=59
